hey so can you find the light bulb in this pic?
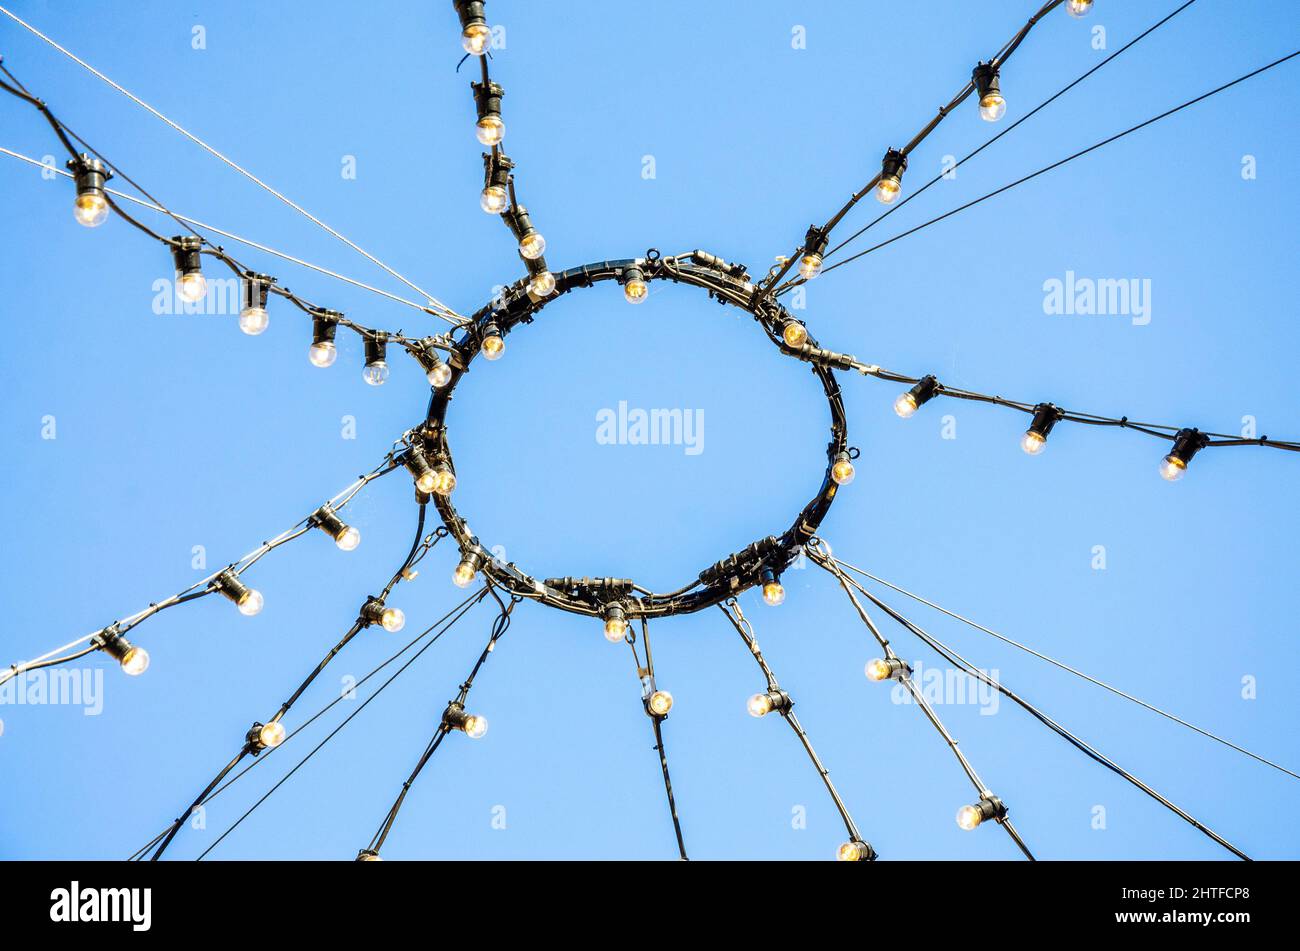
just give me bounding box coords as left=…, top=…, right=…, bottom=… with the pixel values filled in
left=309, top=341, right=337, bottom=368
left=604, top=617, right=628, bottom=642
left=979, top=93, right=1007, bottom=122
left=453, top=561, right=477, bottom=588
left=335, top=526, right=361, bottom=552
left=357, top=850, right=383, bottom=862
left=519, top=231, right=546, bottom=260
left=762, top=581, right=785, bottom=606
left=239, top=307, right=269, bottom=336
left=480, top=185, right=509, bottom=214
left=428, top=363, right=453, bottom=388
left=462, top=23, right=491, bottom=56
left=259, top=721, right=286, bottom=749
left=782, top=321, right=808, bottom=349
left=798, top=252, right=824, bottom=280
left=362, top=361, right=389, bottom=386
left=120, top=645, right=150, bottom=676
left=624, top=278, right=649, bottom=304
left=430, top=467, right=456, bottom=496
left=463, top=714, right=489, bottom=739
left=74, top=192, right=110, bottom=228
left=747, top=692, right=774, bottom=718
left=649, top=691, right=674, bottom=716
left=415, top=470, right=438, bottom=494
left=475, top=115, right=505, bottom=147
left=237, top=589, right=264, bottom=617
left=1066, top=0, right=1093, bottom=17
left=482, top=333, right=505, bottom=361
left=381, top=607, right=406, bottom=633
left=832, top=457, right=856, bottom=485
left=529, top=270, right=556, bottom=297
left=893, top=393, right=919, bottom=418
left=1159, top=455, right=1187, bottom=482
left=1021, top=431, right=1047, bottom=456
left=837, top=841, right=873, bottom=862
left=956, top=804, right=984, bottom=831
left=865, top=658, right=892, bottom=682
left=875, top=177, right=901, bottom=204
left=177, top=271, right=207, bottom=303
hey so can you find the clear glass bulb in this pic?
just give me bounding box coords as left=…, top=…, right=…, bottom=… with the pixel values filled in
left=238, top=589, right=264, bottom=617
left=239, top=306, right=269, bottom=336
left=363, top=361, right=390, bottom=386
left=1066, top=0, right=1093, bottom=17
left=462, top=23, right=491, bottom=55
left=782, top=322, right=808, bottom=348
left=530, top=270, right=556, bottom=297
left=762, top=582, right=785, bottom=606
left=358, top=850, right=383, bottom=862
left=604, top=618, right=628, bottom=642
left=177, top=271, right=208, bottom=303
left=463, top=714, right=489, bottom=739
left=747, top=693, right=774, bottom=718
left=979, top=93, right=1007, bottom=122
left=431, top=468, right=456, bottom=496
left=832, top=459, right=856, bottom=485
left=428, top=363, right=453, bottom=388
left=120, top=645, right=150, bottom=676
left=416, top=470, right=438, bottom=494
left=956, top=804, right=984, bottom=831
left=335, top=526, right=361, bottom=552
left=309, top=341, right=337, bottom=368
left=649, top=691, right=674, bottom=716
left=259, top=721, right=286, bottom=749
left=475, top=115, right=505, bottom=147
left=74, top=192, right=110, bottom=228
left=864, top=658, right=892, bottom=682
left=1159, top=455, right=1187, bottom=482
left=894, top=392, right=919, bottom=418
left=1021, top=430, right=1047, bottom=456
left=876, top=177, right=902, bottom=204
left=837, top=841, right=867, bottom=862
left=453, top=562, right=477, bottom=588
left=519, top=232, right=547, bottom=260
left=798, top=253, right=823, bottom=280
left=623, top=279, right=649, bottom=304
left=482, top=335, right=505, bottom=361
left=381, top=607, right=405, bottom=633
left=480, top=185, right=509, bottom=214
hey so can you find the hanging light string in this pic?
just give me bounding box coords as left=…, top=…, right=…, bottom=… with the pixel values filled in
left=829, top=558, right=1300, bottom=783
left=625, top=617, right=688, bottom=860
left=775, top=0, right=1198, bottom=295
left=794, top=47, right=1300, bottom=285
left=824, top=561, right=1251, bottom=862
left=760, top=0, right=1074, bottom=295
left=126, top=584, right=492, bottom=861
left=719, top=599, right=876, bottom=862
left=0, top=448, right=407, bottom=689
left=0, top=3, right=464, bottom=322
left=805, top=540, right=1036, bottom=860
left=361, top=584, right=518, bottom=861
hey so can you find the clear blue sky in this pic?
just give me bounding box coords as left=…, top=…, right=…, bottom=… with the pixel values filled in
left=1, top=0, right=1297, bottom=861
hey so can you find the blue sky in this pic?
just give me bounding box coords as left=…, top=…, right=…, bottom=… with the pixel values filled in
left=1, top=0, right=1297, bottom=861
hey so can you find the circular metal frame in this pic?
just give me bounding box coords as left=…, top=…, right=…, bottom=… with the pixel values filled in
left=416, top=250, right=852, bottom=620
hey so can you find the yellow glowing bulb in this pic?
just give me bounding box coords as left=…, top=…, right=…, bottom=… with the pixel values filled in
left=381, top=607, right=406, bottom=633
left=237, top=589, right=264, bottom=617
left=415, top=470, right=438, bottom=494
left=309, top=341, right=337, bottom=368
left=431, top=468, right=456, bottom=496
left=259, top=721, right=286, bottom=749
left=453, top=562, right=477, bottom=588
left=429, top=363, right=453, bottom=388
left=1021, top=430, right=1047, bottom=456
left=335, top=526, right=362, bottom=551
left=239, top=307, right=269, bottom=336
left=120, top=646, right=150, bottom=676
left=480, top=184, right=509, bottom=214
left=463, top=714, right=489, bottom=739
left=798, top=253, right=824, bottom=280
left=649, top=691, right=673, bottom=716
left=177, top=271, right=208, bottom=303
left=1159, top=455, right=1188, bottom=482
left=462, top=23, right=491, bottom=55
left=624, top=279, right=649, bottom=304
left=893, top=392, right=919, bottom=418
left=837, top=841, right=869, bottom=862
left=475, top=115, right=505, bottom=147
left=782, top=322, right=808, bottom=348
left=747, top=693, right=774, bottom=718
left=979, top=93, right=1007, bottom=122
left=762, top=581, right=785, bottom=606
left=482, top=334, right=506, bottom=360
left=956, top=804, right=984, bottom=831
left=604, top=618, right=628, bottom=642
left=519, top=231, right=547, bottom=260
left=74, top=192, right=110, bottom=228
left=865, top=658, right=893, bottom=682
left=1066, top=0, right=1093, bottom=18
left=832, top=458, right=855, bottom=485
left=530, top=270, right=556, bottom=297
left=875, top=177, right=901, bottom=204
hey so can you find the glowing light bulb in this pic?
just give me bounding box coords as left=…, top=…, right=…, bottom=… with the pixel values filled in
left=956, top=804, right=984, bottom=831
left=529, top=270, right=556, bottom=298
left=1066, top=0, right=1093, bottom=17
left=782, top=321, right=808, bottom=349
left=475, top=115, right=505, bottom=147
left=239, top=306, right=269, bottom=336
left=837, top=841, right=873, bottom=862
left=1021, top=431, right=1047, bottom=456
left=875, top=177, right=901, bottom=204
left=463, top=714, right=488, bottom=739
left=482, top=332, right=506, bottom=361
left=237, top=589, right=264, bottom=617
left=309, top=341, right=337, bottom=368
left=428, top=362, right=453, bottom=388
left=430, top=467, right=456, bottom=496
left=624, top=278, right=649, bottom=304
left=519, top=231, right=546, bottom=260
left=453, top=561, right=477, bottom=588
left=462, top=23, right=491, bottom=56
left=381, top=607, right=406, bottom=633
left=259, top=721, right=286, bottom=749
left=648, top=691, right=674, bottom=716
left=177, top=271, right=208, bottom=303
left=832, top=457, right=855, bottom=485
left=865, top=658, right=892, bottom=682
left=762, top=581, right=785, bottom=606
left=74, top=192, right=110, bottom=228
left=894, top=393, right=919, bottom=418
left=120, top=645, right=150, bottom=676
left=979, top=93, right=1007, bottom=122
left=336, top=526, right=362, bottom=552
left=1159, top=455, right=1188, bottom=482
left=480, top=185, right=509, bottom=214
left=604, top=617, right=628, bottom=642
left=747, top=692, right=774, bottom=718
left=798, top=252, right=824, bottom=280
left=415, top=470, right=438, bottom=494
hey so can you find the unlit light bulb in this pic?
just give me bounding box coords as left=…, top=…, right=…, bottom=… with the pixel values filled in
left=979, top=93, right=1007, bottom=122
left=74, top=192, right=110, bottom=228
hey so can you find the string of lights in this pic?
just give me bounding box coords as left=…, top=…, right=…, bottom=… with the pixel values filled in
left=807, top=540, right=1036, bottom=859
left=625, top=617, right=687, bottom=860
left=0, top=2, right=464, bottom=322
left=719, top=599, right=875, bottom=862
left=830, top=559, right=1300, bottom=783
left=831, top=564, right=1251, bottom=860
